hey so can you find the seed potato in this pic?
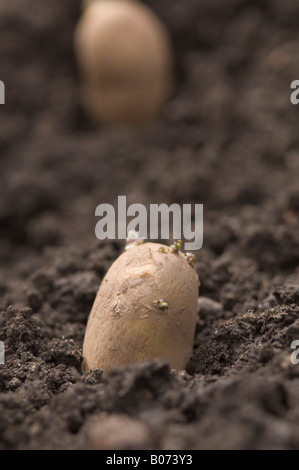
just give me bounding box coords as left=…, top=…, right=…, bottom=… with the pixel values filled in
left=74, top=0, right=174, bottom=126
left=82, top=242, right=199, bottom=372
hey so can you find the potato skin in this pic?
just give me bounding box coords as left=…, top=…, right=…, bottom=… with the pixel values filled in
left=74, top=0, right=173, bottom=126
left=82, top=243, right=199, bottom=372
